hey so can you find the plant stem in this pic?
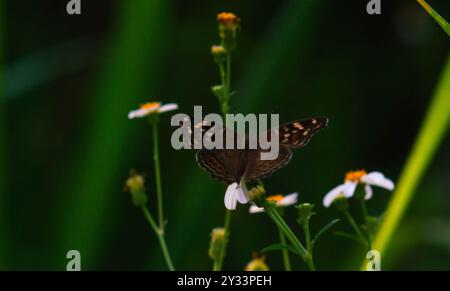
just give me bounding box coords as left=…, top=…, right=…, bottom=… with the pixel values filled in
left=213, top=51, right=233, bottom=271
left=361, top=54, right=450, bottom=269
left=218, top=62, right=228, bottom=115
left=141, top=206, right=175, bottom=271
left=148, top=119, right=175, bottom=270
left=359, top=198, right=372, bottom=247
left=343, top=210, right=368, bottom=249
left=151, top=121, right=164, bottom=231
left=263, top=204, right=312, bottom=269
left=359, top=198, right=369, bottom=223
left=226, top=52, right=231, bottom=98
left=303, top=222, right=316, bottom=271
left=277, top=225, right=292, bottom=271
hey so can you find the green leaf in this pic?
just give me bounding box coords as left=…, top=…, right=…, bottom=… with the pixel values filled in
left=417, top=0, right=450, bottom=36
left=311, top=219, right=340, bottom=246
left=261, top=243, right=301, bottom=256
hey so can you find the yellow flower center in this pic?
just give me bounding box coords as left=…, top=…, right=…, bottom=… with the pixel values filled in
left=266, top=195, right=283, bottom=203
left=345, top=170, right=367, bottom=183
left=140, top=102, right=160, bottom=111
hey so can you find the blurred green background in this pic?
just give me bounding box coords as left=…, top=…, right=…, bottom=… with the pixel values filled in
left=1, top=0, right=449, bottom=270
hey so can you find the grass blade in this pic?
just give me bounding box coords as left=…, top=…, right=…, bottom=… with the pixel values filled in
left=261, top=243, right=301, bottom=256
left=417, top=0, right=450, bottom=36
left=312, top=219, right=340, bottom=247
left=361, top=54, right=450, bottom=269
left=55, top=0, right=169, bottom=269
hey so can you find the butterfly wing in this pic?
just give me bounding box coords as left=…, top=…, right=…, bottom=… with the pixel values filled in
left=196, top=149, right=242, bottom=184
left=244, top=147, right=292, bottom=182
left=275, top=117, right=328, bottom=148
left=245, top=117, right=327, bottom=181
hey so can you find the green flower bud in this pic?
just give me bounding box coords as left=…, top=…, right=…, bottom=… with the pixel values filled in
left=248, top=185, right=266, bottom=207
left=125, top=170, right=148, bottom=207
left=209, top=228, right=226, bottom=261
left=211, top=85, right=225, bottom=100
left=297, top=203, right=316, bottom=227
left=211, top=45, right=227, bottom=63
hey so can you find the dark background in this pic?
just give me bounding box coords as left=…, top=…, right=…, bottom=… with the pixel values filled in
left=1, top=0, right=449, bottom=270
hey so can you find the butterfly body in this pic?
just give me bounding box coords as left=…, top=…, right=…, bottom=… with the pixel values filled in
left=196, top=117, right=328, bottom=184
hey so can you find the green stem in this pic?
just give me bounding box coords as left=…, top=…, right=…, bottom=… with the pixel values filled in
left=264, top=204, right=309, bottom=262
left=213, top=51, right=233, bottom=271
left=303, top=223, right=316, bottom=271
left=360, top=198, right=369, bottom=223
left=151, top=121, right=164, bottom=231
left=141, top=206, right=175, bottom=271
left=343, top=210, right=368, bottom=249
left=359, top=198, right=372, bottom=247
left=226, top=52, right=231, bottom=97
left=305, top=255, right=316, bottom=271
left=277, top=225, right=291, bottom=271
left=218, top=62, right=228, bottom=115
left=213, top=209, right=231, bottom=271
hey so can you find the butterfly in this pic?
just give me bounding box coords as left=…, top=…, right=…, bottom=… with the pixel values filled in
left=191, top=117, right=328, bottom=209
left=195, top=117, right=329, bottom=184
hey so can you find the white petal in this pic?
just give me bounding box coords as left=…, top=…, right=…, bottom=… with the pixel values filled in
left=128, top=108, right=151, bottom=119
left=224, top=183, right=239, bottom=210
left=361, top=171, right=394, bottom=191
left=342, top=181, right=357, bottom=198
left=323, top=184, right=346, bottom=208
left=278, top=192, right=298, bottom=207
left=249, top=205, right=264, bottom=214
left=365, top=184, right=373, bottom=200
left=158, top=103, right=178, bottom=113
left=236, top=181, right=249, bottom=204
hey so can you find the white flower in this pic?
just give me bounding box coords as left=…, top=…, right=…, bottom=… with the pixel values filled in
left=128, top=102, right=178, bottom=119
left=224, top=181, right=249, bottom=210
left=249, top=192, right=298, bottom=214
left=323, top=170, right=394, bottom=208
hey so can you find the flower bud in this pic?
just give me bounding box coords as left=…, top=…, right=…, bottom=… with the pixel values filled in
left=217, top=12, right=240, bottom=51
left=245, top=255, right=269, bottom=271
left=211, top=84, right=225, bottom=100
left=297, top=203, right=315, bottom=227
left=208, top=228, right=226, bottom=261
left=211, top=45, right=227, bottom=63
left=248, top=185, right=266, bottom=207
left=125, top=170, right=148, bottom=207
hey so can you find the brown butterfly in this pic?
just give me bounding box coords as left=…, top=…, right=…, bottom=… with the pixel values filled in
left=196, top=117, right=328, bottom=183
left=194, top=117, right=328, bottom=209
